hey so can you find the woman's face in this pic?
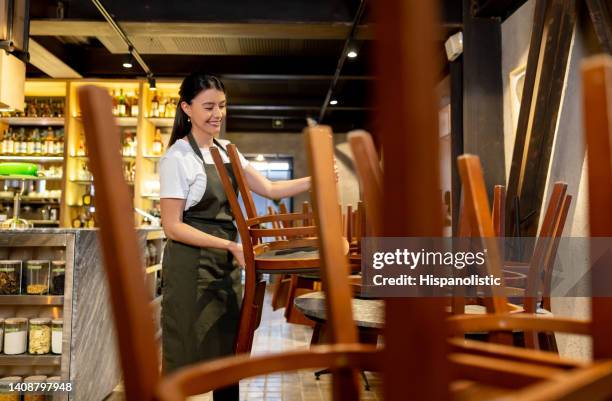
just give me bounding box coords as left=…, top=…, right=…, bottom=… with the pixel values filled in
left=181, top=88, right=227, bottom=136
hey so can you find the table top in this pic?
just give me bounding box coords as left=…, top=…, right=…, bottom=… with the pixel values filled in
left=294, top=291, right=384, bottom=329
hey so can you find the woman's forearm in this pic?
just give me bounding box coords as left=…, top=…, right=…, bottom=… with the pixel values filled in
left=267, top=176, right=311, bottom=199
left=165, top=222, right=235, bottom=250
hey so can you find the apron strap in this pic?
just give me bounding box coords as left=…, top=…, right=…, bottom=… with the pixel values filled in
left=186, top=132, right=229, bottom=164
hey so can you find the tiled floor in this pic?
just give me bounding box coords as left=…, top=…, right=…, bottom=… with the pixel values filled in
left=108, top=289, right=381, bottom=401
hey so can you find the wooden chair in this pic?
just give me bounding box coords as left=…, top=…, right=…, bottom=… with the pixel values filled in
left=211, top=144, right=344, bottom=354
left=77, top=85, right=380, bottom=401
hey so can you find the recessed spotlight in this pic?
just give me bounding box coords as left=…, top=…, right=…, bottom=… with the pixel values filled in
left=329, top=99, right=338, bottom=105
left=347, top=50, right=358, bottom=58
left=122, top=61, right=133, bottom=69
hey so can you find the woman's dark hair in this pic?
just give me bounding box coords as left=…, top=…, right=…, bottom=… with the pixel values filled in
left=168, top=73, right=226, bottom=147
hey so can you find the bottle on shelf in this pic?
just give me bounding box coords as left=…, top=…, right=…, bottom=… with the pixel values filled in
left=152, top=128, right=164, bottom=156
left=131, top=90, right=140, bottom=117
left=158, top=92, right=166, bottom=117
left=43, top=127, right=54, bottom=155
left=76, top=133, right=86, bottom=157
left=29, top=98, right=39, bottom=117
left=151, top=92, right=160, bottom=118
left=6, top=129, right=16, bottom=155
left=118, top=89, right=127, bottom=117
left=25, top=129, right=34, bottom=155
left=17, top=128, right=27, bottom=155
left=111, top=90, right=118, bottom=116
left=33, top=128, right=42, bottom=155
left=82, top=184, right=94, bottom=207
left=0, top=129, right=10, bottom=154
left=55, top=129, right=64, bottom=155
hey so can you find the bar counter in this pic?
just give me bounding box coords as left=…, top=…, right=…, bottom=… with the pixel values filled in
left=0, top=227, right=165, bottom=400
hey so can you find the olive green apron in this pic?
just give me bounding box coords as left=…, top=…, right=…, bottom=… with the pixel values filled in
left=161, top=134, right=241, bottom=377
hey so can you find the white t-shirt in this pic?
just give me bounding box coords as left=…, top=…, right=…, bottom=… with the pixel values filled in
left=159, top=138, right=249, bottom=210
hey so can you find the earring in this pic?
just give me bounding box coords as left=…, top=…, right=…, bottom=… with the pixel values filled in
left=187, top=117, right=191, bottom=122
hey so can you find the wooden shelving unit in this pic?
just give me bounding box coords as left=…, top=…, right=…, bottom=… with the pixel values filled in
left=0, top=117, right=65, bottom=126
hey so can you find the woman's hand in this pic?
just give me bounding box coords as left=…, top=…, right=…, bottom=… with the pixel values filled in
left=228, top=242, right=245, bottom=268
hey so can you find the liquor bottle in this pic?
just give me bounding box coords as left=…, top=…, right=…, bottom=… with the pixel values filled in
left=41, top=99, right=52, bottom=118
left=82, top=184, right=93, bottom=206
left=111, top=90, right=118, bottom=116
left=56, top=100, right=65, bottom=118
left=118, top=89, right=127, bottom=117
left=131, top=90, right=139, bottom=117
left=6, top=129, right=15, bottom=155
left=33, top=129, right=42, bottom=155
left=0, top=130, right=7, bottom=154
left=151, top=92, right=159, bottom=118
left=25, top=130, right=35, bottom=155
left=55, top=130, right=64, bottom=155
left=130, top=132, right=137, bottom=157
left=158, top=92, right=166, bottom=117
left=76, top=133, right=86, bottom=157
left=18, top=128, right=27, bottom=155
left=152, top=128, right=163, bottom=156
left=72, top=214, right=83, bottom=228
left=44, top=127, right=54, bottom=155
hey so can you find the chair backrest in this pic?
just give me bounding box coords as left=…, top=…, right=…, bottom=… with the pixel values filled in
left=582, top=54, right=612, bottom=359
left=226, top=145, right=258, bottom=219
left=457, top=154, right=510, bottom=314
left=348, top=130, right=383, bottom=236
left=77, top=86, right=159, bottom=401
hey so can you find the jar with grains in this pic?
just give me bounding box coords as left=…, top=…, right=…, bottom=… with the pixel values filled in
left=3, top=318, right=27, bottom=354
left=29, top=318, right=51, bottom=354
left=0, top=376, right=21, bottom=401
left=23, top=375, right=47, bottom=401
left=26, top=261, right=50, bottom=295
left=0, top=260, right=21, bottom=295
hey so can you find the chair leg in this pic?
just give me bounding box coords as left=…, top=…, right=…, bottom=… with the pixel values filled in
left=284, top=276, right=317, bottom=326
left=271, top=274, right=291, bottom=311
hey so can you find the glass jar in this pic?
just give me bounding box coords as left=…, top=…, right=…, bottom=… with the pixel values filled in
left=50, top=261, right=65, bottom=296
left=0, top=376, right=21, bottom=401
left=26, top=261, right=50, bottom=295
left=23, top=375, right=47, bottom=401
left=46, top=377, right=61, bottom=401
left=51, top=319, right=62, bottom=354
left=0, top=260, right=21, bottom=295
left=3, top=318, right=27, bottom=354
left=28, top=318, right=51, bottom=355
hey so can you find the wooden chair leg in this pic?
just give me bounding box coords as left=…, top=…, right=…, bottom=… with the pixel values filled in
left=284, top=275, right=317, bottom=327
left=271, top=274, right=291, bottom=311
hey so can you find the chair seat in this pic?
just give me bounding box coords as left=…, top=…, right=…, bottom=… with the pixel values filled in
left=255, top=246, right=321, bottom=273
left=257, top=246, right=319, bottom=260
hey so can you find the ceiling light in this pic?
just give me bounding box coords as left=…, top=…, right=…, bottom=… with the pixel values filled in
left=329, top=99, right=338, bottom=106
left=272, top=119, right=284, bottom=129
left=148, top=76, right=156, bottom=91
left=122, top=55, right=133, bottom=69
left=347, top=50, right=358, bottom=58
left=123, top=47, right=134, bottom=69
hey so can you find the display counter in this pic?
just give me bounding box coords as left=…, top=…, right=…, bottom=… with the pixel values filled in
left=0, top=227, right=164, bottom=400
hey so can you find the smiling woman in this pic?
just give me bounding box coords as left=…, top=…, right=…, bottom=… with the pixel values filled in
left=158, top=73, right=312, bottom=401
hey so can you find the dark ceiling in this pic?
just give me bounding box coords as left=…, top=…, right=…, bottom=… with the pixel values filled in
left=25, top=0, right=526, bottom=132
